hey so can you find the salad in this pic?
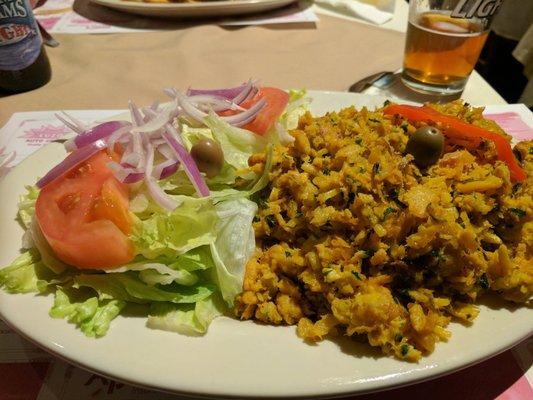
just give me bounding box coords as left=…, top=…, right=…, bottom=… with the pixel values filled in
left=0, top=81, right=309, bottom=337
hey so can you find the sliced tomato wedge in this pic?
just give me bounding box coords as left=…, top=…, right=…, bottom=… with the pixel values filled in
left=239, top=87, right=289, bottom=135
left=35, top=151, right=135, bottom=270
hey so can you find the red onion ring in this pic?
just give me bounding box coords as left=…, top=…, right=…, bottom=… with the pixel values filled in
left=107, top=161, right=145, bottom=184
left=106, top=126, right=132, bottom=153
left=157, top=143, right=175, bottom=160
left=62, top=112, right=87, bottom=131
left=64, top=121, right=131, bottom=152
left=152, top=159, right=179, bottom=180
left=222, top=97, right=268, bottom=127
left=55, top=114, right=82, bottom=134
left=178, top=95, right=266, bottom=127
left=163, top=88, right=178, bottom=99
left=121, top=152, right=143, bottom=168
left=230, top=80, right=255, bottom=104
left=188, top=95, right=245, bottom=112
left=187, top=83, right=246, bottom=99
left=144, top=143, right=178, bottom=211
left=162, top=124, right=209, bottom=197
left=132, top=101, right=177, bottom=134
left=129, top=101, right=144, bottom=127
left=36, top=139, right=107, bottom=188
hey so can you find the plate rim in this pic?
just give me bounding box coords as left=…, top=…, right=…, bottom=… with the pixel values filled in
left=1, top=308, right=530, bottom=399
left=91, top=0, right=295, bottom=9
left=0, top=91, right=532, bottom=398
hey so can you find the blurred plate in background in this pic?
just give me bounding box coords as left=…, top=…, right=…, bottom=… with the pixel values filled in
left=90, top=0, right=296, bottom=18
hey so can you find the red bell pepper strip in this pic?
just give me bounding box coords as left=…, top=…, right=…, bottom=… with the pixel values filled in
left=383, top=104, right=526, bottom=182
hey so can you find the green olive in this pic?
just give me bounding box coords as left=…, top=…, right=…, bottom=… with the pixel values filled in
left=406, top=126, right=444, bottom=168
left=190, top=139, right=224, bottom=178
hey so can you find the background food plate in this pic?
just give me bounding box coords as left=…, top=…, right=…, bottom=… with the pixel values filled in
left=0, top=92, right=531, bottom=398
left=89, top=0, right=296, bottom=18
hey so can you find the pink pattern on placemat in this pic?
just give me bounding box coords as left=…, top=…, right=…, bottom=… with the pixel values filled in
left=37, top=15, right=62, bottom=31
left=17, top=124, right=70, bottom=147
left=496, top=375, right=533, bottom=400
left=485, top=112, right=533, bottom=141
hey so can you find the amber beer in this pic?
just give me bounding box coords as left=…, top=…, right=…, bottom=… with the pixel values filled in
left=401, top=0, right=501, bottom=94
left=403, top=13, right=488, bottom=91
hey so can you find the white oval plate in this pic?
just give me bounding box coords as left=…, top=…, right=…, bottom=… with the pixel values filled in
left=0, top=92, right=531, bottom=398
left=90, top=0, right=296, bottom=18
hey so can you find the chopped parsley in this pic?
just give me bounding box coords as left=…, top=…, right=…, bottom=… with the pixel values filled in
left=509, top=208, right=526, bottom=218
left=400, top=344, right=410, bottom=356
left=478, top=273, right=489, bottom=290
left=257, top=197, right=268, bottom=209
left=355, top=138, right=363, bottom=145
left=430, top=249, right=445, bottom=263
left=529, top=146, right=533, bottom=155
left=394, top=333, right=403, bottom=342
left=358, top=167, right=366, bottom=173
left=372, top=163, right=380, bottom=175
left=265, top=215, right=276, bottom=228
left=329, top=114, right=340, bottom=125
left=295, top=211, right=303, bottom=218
left=363, top=249, right=375, bottom=258
left=388, top=188, right=407, bottom=209
left=322, top=167, right=331, bottom=175
left=285, top=251, right=291, bottom=258
left=382, top=206, right=396, bottom=219
left=352, top=271, right=363, bottom=281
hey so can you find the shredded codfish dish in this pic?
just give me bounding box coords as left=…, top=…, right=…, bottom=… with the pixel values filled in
left=235, top=101, right=532, bottom=361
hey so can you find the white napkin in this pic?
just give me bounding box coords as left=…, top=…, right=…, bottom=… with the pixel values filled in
left=315, top=0, right=395, bottom=25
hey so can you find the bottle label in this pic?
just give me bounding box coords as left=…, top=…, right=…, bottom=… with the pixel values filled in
left=0, top=0, right=43, bottom=71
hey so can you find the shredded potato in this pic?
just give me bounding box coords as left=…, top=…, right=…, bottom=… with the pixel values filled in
left=235, top=101, right=533, bottom=361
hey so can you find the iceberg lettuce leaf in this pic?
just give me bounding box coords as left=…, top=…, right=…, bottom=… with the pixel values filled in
left=50, top=288, right=125, bottom=338
left=0, top=250, right=68, bottom=294
left=210, top=198, right=257, bottom=305
left=130, top=198, right=217, bottom=259
left=18, top=186, right=39, bottom=229
left=204, top=112, right=267, bottom=170
left=73, top=272, right=215, bottom=304
left=147, top=293, right=225, bottom=335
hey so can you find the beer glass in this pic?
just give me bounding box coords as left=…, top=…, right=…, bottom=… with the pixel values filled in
left=401, top=0, right=503, bottom=95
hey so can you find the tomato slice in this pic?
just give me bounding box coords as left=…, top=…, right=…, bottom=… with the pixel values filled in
left=240, top=87, right=289, bottom=135
left=35, top=151, right=135, bottom=269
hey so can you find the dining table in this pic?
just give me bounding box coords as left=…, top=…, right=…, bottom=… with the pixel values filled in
left=0, top=1, right=531, bottom=399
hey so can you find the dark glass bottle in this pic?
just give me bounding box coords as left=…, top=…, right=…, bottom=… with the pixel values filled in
left=0, top=0, right=51, bottom=92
